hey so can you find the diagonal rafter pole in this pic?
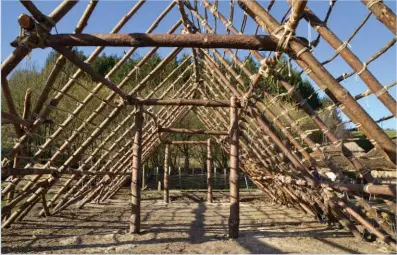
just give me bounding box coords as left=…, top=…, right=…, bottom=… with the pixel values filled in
left=1, top=1, right=148, bottom=199
left=45, top=71, right=195, bottom=214
left=236, top=0, right=396, bottom=164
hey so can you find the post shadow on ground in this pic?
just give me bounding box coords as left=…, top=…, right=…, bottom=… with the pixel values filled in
left=188, top=201, right=207, bottom=244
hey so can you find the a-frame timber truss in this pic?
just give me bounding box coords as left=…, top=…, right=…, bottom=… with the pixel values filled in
left=1, top=0, right=396, bottom=250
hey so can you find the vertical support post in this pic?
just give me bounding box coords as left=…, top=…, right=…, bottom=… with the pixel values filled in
left=130, top=105, right=143, bottom=234
left=207, top=138, right=213, bottom=203
left=142, top=165, right=146, bottom=190
left=214, top=167, right=217, bottom=188
left=178, top=166, right=182, bottom=188
left=224, top=168, right=227, bottom=185
left=229, top=96, right=239, bottom=239
left=244, top=174, right=249, bottom=190
left=156, top=167, right=161, bottom=191
left=164, top=144, right=170, bottom=203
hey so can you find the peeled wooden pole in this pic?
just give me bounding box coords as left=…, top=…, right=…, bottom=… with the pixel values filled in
left=164, top=140, right=208, bottom=145
left=198, top=69, right=354, bottom=227
left=300, top=3, right=397, bottom=117
left=39, top=33, right=282, bottom=51
left=2, top=168, right=130, bottom=176
left=156, top=167, right=160, bottom=190
left=237, top=0, right=396, bottom=164
left=130, top=105, right=143, bottom=234
left=1, top=0, right=78, bottom=78
left=1, top=111, right=32, bottom=127
left=53, top=45, right=129, bottom=100
left=229, top=96, right=240, bottom=239
left=207, top=139, right=213, bottom=203
left=142, top=165, right=146, bottom=190
left=1, top=1, right=78, bottom=138
left=32, top=0, right=99, bottom=117
left=29, top=45, right=184, bottom=215
left=43, top=64, right=194, bottom=214
left=361, top=0, right=396, bottom=34
left=158, top=127, right=228, bottom=136
left=59, top=103, right=190, bottom=211
left=133, top=98, right=236, bottom=107
left=1, top=1, right=151, bottom=200
left=164, top=144, right=170, bottom=203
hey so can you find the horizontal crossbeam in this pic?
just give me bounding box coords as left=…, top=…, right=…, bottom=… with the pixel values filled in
left=12, top=33, right=286, bottom=51
left=129, top=98, right=239, bottom=107
left=158, top=126, right=229, bottom=136
left=2, top=168, right=130, bottom=177
left=163, top=140, right=208, bottom=145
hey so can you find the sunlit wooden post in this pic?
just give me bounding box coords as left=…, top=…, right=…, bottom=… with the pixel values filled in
left=207, top=138, right=213, bottom=203
left=229, top=96, right=239, bottom=238
left=130, top=105, right=143, bottom=234
left=164, top=144, right=170, bottom=203
left=156, top=167, right=161, bottom=191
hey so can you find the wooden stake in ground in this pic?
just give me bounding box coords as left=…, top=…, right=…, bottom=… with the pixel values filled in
left=164, top=144, right=170, bottom=203
left=156, top=167, right=160, bottom=191
left=207, top=138, right=213, bottom=203
left=130, top=105, right=143, bottom=234
left=229, top=96, right=240, bottom=238
left=142, top=165, right=146, bottom=190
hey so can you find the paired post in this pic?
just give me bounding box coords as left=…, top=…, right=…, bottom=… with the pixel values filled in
left=130, top=105, right=143, bottom=233
left=229, top=96, right=240, bottom=238
left=164, top=144, right=170, bottom=203
left=156, top=167, right=160, bottom=191
left=142, top=165, right=146, bottom=190
left=207, top=138, right=213, bottom=203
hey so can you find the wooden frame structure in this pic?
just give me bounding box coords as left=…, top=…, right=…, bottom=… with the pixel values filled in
left=157, top=97, right=240, bottom=237
left=162, top=140, right=213, bottom=203
left=1, top=0, right=396, bottom=248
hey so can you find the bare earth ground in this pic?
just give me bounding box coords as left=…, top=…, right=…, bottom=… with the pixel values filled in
left=1, top=189, right=393, bottom=254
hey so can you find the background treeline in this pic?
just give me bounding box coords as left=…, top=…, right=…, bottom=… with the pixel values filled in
left=2, top=50, right=349, bottom=170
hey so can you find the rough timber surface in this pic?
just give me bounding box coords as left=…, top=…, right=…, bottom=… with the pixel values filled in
left=1, top=189, right=393, bottom=254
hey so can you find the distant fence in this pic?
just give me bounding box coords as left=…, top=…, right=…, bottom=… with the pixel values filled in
left=124, top=167, right=256, bottom=190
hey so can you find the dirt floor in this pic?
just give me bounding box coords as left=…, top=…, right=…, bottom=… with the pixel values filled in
left=1, top=189, right=394, bottom=254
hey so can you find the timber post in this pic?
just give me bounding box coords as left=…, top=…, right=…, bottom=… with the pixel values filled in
left=229, top=96, right=240, bottom=238
left=156, top=167, right=160, bottom=191
left=130, top=105, right=143, bottom=234
left=142, top=165, right=146, bottom=190
left=164, top=144, right=170, bottom=203
left=207, top=138, right=213, bottom=203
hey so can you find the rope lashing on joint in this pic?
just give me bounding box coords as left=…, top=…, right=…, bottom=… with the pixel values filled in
left=356, top=62, right=367, bottom=76
left=237, top=58, right=273, bottom=124
left=258, top=58, right=271, bottom=78
left=18, top=23, right=51, bottom=51
left=272, top=19, right=296, bottom=53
